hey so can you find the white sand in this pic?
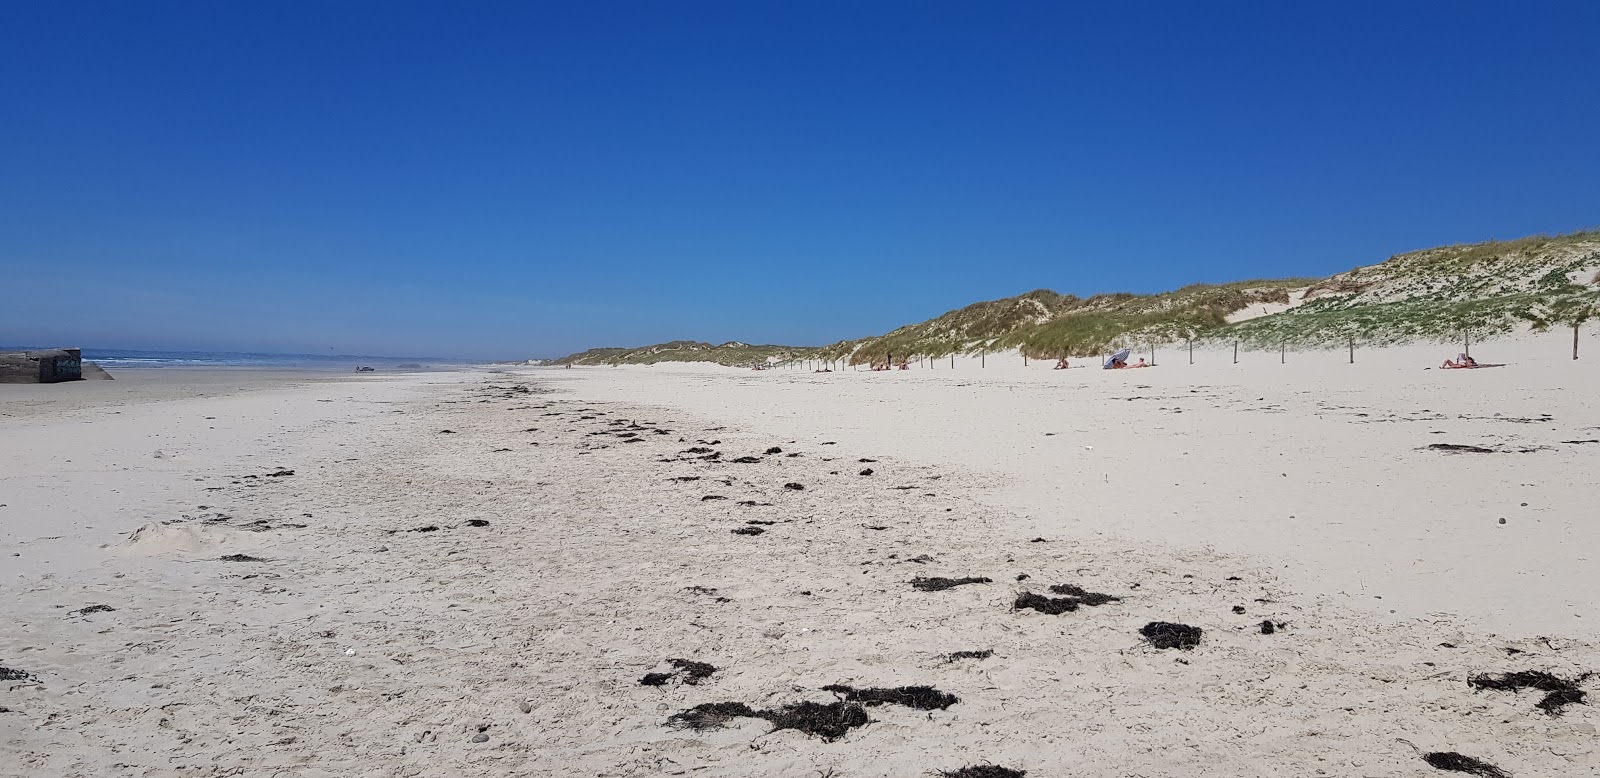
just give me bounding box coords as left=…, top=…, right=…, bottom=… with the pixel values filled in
left=2, top=342, right=1597, bottom=776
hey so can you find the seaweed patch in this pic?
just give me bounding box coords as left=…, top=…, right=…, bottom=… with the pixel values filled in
left=1013, top=592, right=1078, bottom=614
left=1468, top=670, right=1591, bottom=715
left=666, top=700, right=869, bottom=741
left=938, top=767, right=1026, bottom=778
left=911, top=576, right=992, bottom=592
left=822, top=684, right=958, bottom=710
left=1140, top=621, right=1203, bottom=650
left=1422, top=751, right=1510, bottom=778
left=1046, top=583, right=1119, bottom=606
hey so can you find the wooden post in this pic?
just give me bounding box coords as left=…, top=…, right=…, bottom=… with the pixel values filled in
left=1233, top=341, right=1238, bottom=364
left=1465, top=330, right=1471, bottom=359
left=981, top=350, right=985, bottom=368
left=1151, top=344, right=1156, bottom=367
left=1280, top=341, right=1285, bottom=364
left=1576, top=323, right=1582, bottom=360
left=1349, top=336, right=1354, bottom=364
left=1023, top=353, right=1028, bottom=366
left=950, top=354, right=954, bottom=369
left=1188, top=338, right=1193, bottom=364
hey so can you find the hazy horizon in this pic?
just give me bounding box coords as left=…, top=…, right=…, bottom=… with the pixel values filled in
left=5, top=3, right=1598, bottom=360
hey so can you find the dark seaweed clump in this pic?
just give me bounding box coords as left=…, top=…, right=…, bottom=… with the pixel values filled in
left=465, top=519, right=490, bottom=527
left=1140, top=621, right=1203, bottom=650
left=1260, top=620, right=1276, bottom=635
left=219, top=554, right=266, bottom=562
left=730, top=456, right=762, bottom=463
left=0, top=666, right=37, bottom=682
left=1046, top=583, right=1119, bottom=606
left=946, top=650, right=993, bottom=662
left=731, top=526, right=766, bottom=536
left=912, top=576, right=992, bottom=592
left=784, top=482, right=805, bottom=490
left=1013, top=592, right=1079, bottom=614
left=764, top=701, right=870, bottom=741
left=667, top=700, right=869, bottom=741
left=669, top=658, right=718, bottom=684
left=822, top=684, right=958, bottom=710
left=1468, top=670, right=1591, bottom=715
left=1423, top=751, right=1510, bottom=778
left=641, top=659, right=719, bottom=687
left=939, top=767, right=1027, bottom=778
left=667, top=701, right=760, bottom=730
left=73, top=604, right=116, bottom=615
left=1426, top=443, right=1496, bottom=454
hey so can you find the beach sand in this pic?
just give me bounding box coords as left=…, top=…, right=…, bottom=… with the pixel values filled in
left=2, top=342, right=1596, bottom=776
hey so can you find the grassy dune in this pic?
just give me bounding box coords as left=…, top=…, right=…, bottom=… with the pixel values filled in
left=553, top=230, right=1600, bottom=365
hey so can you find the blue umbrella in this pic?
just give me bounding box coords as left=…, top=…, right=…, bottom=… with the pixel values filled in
left=1104, top=348, right=1131, bottom=369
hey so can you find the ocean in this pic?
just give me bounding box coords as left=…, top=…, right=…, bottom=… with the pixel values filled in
left=0, top=347, right=468, bottom=371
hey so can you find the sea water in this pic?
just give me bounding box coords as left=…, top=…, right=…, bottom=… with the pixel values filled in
left=0, top=347, right=465, bottom=371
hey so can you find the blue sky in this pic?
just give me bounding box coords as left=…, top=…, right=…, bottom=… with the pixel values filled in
left=3, top=2, right=1597, bottom=360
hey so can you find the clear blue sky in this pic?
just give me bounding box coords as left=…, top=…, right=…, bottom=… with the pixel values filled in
left=3, top=2, right=1597, bottom=360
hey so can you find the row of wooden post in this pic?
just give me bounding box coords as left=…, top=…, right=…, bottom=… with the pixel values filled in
left=786, top=325, right=1585, bottom=370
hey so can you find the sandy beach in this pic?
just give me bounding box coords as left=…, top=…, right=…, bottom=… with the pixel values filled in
left=3, top=346, right=1597, bottom=777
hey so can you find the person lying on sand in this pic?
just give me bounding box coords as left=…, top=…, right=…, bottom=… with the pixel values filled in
left=1054, top=358, right=1069, bottom=370
left=1106, top=357, right=1151, bottom=369
left=1442, top=354, right=1478, bottom=369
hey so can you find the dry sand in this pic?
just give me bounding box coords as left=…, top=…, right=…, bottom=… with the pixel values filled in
left=2, top=341, right=1596, bottom=777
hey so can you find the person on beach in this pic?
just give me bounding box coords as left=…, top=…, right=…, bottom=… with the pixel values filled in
left=1442, top=354, right=1479, bottom=369
left=1107, top=357, right=1127, bottom=369
left=1054, top=358, right=1069, bottom=369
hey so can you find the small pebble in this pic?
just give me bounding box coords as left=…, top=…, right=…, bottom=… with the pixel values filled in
left=471, top=733, right=489, bottom=743
left=1498, top=518, right=1507, bottom=525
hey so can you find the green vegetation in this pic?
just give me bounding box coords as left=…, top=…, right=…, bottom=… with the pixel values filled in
left=551, top=229, right=1600, bottom=365
left=1221, top=230, right=1600, bottom=348
left=814, top=281, right=1315, bottom=363
left=553, top=340, right=808, bottom=368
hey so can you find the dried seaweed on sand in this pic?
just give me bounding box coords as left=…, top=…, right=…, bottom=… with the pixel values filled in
left=1468, top=670, right=1591, bottom=715
left=821, top=684, right=958, bottom=710
left=668, top=658, right=717, bottom=684
left=666, top=700, right=869, bottom=742
left=1013, top=592, right=1079, bottom=614
left=1140, top=621, right=1203, bottom=650
left=938, top=767, right=1026, bottom=778
left=1423, top=751, right=1511, bottom=777
left=1046, top=583, right=1119, bottom=606
left=946, top=650, right=993, bottom=662
left=911, top=576, right=992, bottom=592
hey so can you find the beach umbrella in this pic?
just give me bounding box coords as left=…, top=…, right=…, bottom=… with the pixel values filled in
left=1104, top=348, right=1131, bottom=369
